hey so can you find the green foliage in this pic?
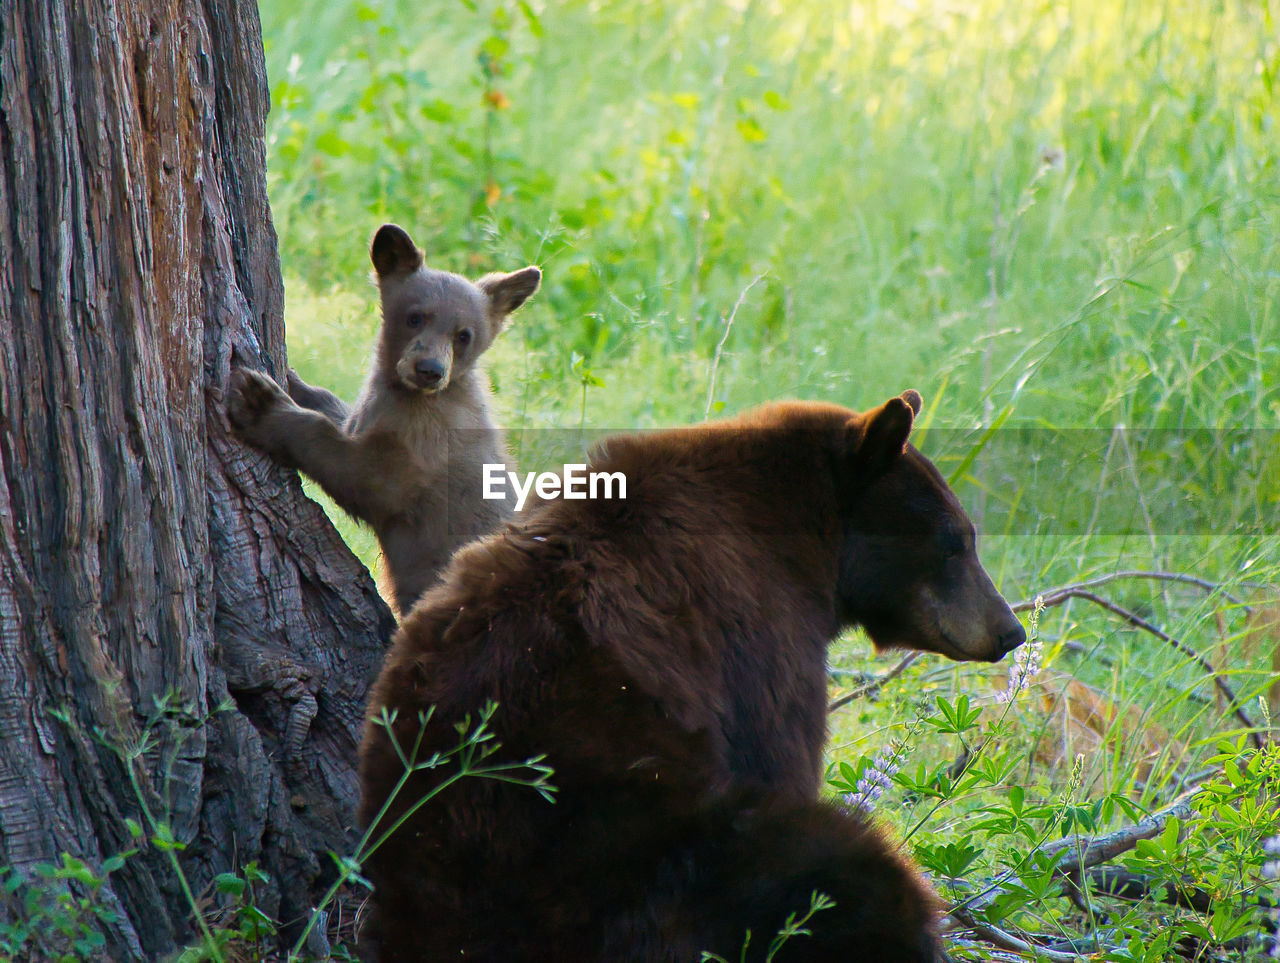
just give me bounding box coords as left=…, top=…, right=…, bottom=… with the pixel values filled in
left=1112, top=739, right=1280, bottom=951
left=927, top=694, right=984, bottom=737
left=0, top=854, right=129, bottom=963
left=34, top=696, right=553, bottom=962
left=171, top=862, right=277, bottom=963
left=261, top=0, right=1280, bottom=543
left=700, top=890, right=837, bottom=963
left=287, top=701, right=555, bottom=960
left=826, top=686, right=1280, bottom=959
left=263, top=0, right=1279, bottom=427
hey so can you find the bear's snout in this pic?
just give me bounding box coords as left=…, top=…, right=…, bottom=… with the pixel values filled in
left=996, top=622, right=1027, bottom=656
left=414, top=357, right=446, bottom=387
left=398, top=352, right=450, bottom=392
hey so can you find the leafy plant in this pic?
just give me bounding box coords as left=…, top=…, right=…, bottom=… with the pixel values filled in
left=700, top=890, right=837, bottom=963
left=288, top=701, right=555, bottom=959
left=0, top=852, right=131, bottom=963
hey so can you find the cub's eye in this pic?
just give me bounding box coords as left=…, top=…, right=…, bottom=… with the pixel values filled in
left=456, top=329, right=473, bottom=346
left=406, top=311, right=431, bottom=330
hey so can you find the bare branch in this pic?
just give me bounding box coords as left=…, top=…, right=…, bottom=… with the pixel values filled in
left=954, top=791, right=1200, bottom=917
left=1011, top=570, right=1249, bottom=612
left=948, top=907, right=1091, bottom=962
left=828, top=653, right=921, bottom=712
left=827, top=571, right=1258, bottom=715
left=944, top=792, right=1208, bottom=960
left=1039, top=793, right=1198, bottom=875
left=1020, top=575, right=1260, bottom=736
left=1025, top=587, right=1260, bottom=742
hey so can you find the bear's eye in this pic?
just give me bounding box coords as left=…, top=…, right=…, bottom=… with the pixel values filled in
left=406, top=310, right=432, bottom=330
left=456, top=329, right=473, bottom=347
left=940, top=526, right=966, bottom=559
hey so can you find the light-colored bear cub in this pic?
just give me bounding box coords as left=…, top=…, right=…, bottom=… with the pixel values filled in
left=228, top=223, right=540, bottom=614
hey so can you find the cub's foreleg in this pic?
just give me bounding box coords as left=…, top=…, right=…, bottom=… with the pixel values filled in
left=286, top=368, right=350, bottom=428
left=227, top=367, right=404, bottom=527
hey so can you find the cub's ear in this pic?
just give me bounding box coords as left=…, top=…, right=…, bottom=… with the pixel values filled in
left=478, top=266, right=541, bottom=318
left=371, top=224, right=424, bottom=278
left=847, top=391, right=921, bottom=477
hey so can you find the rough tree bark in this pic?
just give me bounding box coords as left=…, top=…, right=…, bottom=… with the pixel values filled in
left=0, top=1, right=395, bottom=957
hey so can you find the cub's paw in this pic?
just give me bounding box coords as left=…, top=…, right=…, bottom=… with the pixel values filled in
left=227, top=367, right=288, bottom=436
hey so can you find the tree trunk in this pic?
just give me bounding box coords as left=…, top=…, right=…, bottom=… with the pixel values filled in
left=0, top=1, right=395, bottom=957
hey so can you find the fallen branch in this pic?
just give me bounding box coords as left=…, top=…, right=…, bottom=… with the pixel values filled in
left=1039, top=792, right=1198, bottom=875
left=828, top=652, right=920, bottom=712
left=945, top=791, right=1204, bottom=961
left=939, top=936, right=1026, bottom=962
left=953, top=790, right=1200, bottom=917
left=948, top=907, right=1092, bottom=961
left=1013, top=570, right=1249, bottom=612
left=1025, top=587, right=1260, bottom=744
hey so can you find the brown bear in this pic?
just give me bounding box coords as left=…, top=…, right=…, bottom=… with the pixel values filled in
left=358, top=391, right=1025, bottom=962
left=227, top=223, right=540, bottom=614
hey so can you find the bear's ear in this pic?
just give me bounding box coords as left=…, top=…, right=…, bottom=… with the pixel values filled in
left=848, top=392, right=920, bottom=477
left=371, top=224, right=424, bottom=278
left=478, top=266, right=542, bottom=319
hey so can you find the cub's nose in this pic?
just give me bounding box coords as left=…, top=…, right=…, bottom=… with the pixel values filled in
left=997, top=623, right=1027, bottom=655
left=414, top=359, right=445, bottom=386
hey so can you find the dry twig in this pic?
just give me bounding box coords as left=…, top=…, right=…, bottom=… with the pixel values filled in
left=828, top=653, right=921, bottom=712
left=948, top=907, right=1088, bottom=961
left=1012, top=570, right=1249, bottom=611
left=1024, top=586, right=1260, bottom=743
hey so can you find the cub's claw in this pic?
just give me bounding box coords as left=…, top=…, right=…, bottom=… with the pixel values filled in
left=227, top=367, right=287, bottom=433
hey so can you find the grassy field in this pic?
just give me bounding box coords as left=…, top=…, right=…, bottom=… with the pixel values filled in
left=259, top=0, right=1279, bottom=957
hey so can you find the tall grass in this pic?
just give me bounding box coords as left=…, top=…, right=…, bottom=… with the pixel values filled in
left=258, top=0, right=1279, bottom=955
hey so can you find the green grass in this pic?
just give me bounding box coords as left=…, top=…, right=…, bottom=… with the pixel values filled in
left=259, top=0, right=1279, bottom=955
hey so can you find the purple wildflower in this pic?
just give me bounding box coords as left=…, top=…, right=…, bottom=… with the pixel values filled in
left=995, top=637, right=1043, bottom=703
left=844, top=745, right=902, bottom=815
left=1265, top=836, right=1280, bottom=958
left=995, top=596, right=1043, bottom=704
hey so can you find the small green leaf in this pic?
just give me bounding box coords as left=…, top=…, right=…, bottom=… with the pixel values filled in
left=421, top=99, right=456, bottom=123
left=736, top=118, right=767, bottom=144
left=242, top=905, right=275, bottom=927
left=100, top=852, right=132, bottom=875
left=244, top=861, right=269, bottom=885
left=516, top=0, right=544, bottom=36
left=315, top=130, right=351, bottom=157
left=480, top=35, right=510, bottom=60
left=214, top=873, right=246, bottom=897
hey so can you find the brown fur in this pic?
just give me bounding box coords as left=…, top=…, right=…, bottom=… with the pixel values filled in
left=358, top=393, right=1024, bottom=961
left=227, top=224, right=540, bottom=614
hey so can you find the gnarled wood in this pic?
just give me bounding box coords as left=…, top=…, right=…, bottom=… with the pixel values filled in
left=0, top=1, right=395, bottom=956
